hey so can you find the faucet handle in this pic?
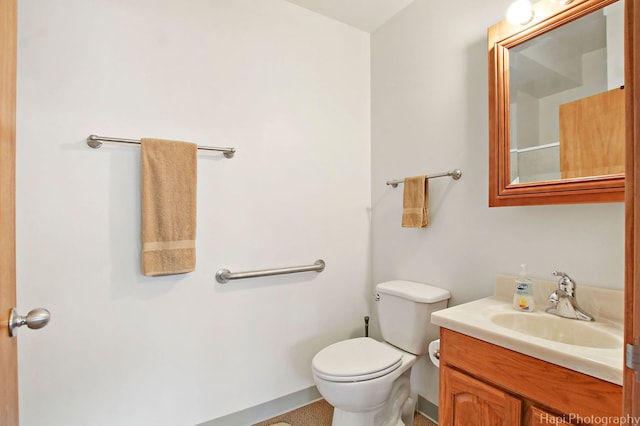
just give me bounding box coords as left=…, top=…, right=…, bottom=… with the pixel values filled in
left=552, top=271, right=576, bottom=295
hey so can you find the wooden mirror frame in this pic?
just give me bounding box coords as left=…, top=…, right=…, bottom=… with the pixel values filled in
left=488, top=0, right=626, bottom=207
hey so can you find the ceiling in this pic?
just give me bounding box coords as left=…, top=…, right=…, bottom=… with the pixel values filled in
left=284, top=0, right=416, bottom=32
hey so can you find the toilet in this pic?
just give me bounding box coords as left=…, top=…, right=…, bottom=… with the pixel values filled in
left=312, top=280, right=450, bottom=426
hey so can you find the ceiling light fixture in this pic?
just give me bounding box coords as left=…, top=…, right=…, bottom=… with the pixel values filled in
left=506, top=0, right=535, bottom=25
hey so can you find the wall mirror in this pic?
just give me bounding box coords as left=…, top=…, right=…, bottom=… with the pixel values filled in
left=488, top=0, right=625, bottom=206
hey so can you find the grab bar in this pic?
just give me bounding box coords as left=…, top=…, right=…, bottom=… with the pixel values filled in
left=215, top=259, right=326, bottom=284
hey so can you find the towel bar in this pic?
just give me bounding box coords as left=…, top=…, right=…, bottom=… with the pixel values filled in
left=87, top=134, right=236, bottom=158
left=216, top=260, right=325, bottom=284
left=386, top=169, right=462, bottom=188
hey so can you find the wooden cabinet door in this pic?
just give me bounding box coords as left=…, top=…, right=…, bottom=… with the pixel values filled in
left=440, top=366, right=522, bottom=426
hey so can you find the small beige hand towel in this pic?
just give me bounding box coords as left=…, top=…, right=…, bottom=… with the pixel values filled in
left=401, top=175, right=429, bottom=228
left=141, top=138, right=197, bottom=276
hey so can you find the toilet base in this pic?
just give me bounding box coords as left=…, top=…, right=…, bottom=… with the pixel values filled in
left=329, top=375, right=416, bottom=426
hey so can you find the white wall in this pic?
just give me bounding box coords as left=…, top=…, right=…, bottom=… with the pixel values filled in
left=370, top=0, right=625, bottom=404
left=16, top=1, right=370, bottom=425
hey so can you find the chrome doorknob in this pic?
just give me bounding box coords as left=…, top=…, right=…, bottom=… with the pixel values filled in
left=8, top=308, right=51, bottom=337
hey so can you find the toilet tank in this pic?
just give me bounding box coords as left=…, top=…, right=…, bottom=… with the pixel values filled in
left=376, top=280, right=450, bottom=355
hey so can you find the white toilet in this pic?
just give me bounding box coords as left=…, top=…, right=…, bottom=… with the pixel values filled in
left=312, top=280, right=450, bottom=426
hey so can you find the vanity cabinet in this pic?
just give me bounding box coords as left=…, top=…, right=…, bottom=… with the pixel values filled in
left=439, top=328, right=622, bottom=426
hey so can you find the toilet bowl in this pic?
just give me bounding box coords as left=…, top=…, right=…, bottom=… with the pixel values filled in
left=311, top=280, right=450, bottom=426
left=313, top=338, right=415, bottom=411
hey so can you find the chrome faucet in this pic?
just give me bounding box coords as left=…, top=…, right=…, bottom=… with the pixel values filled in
left=546, top=271, right=594, bottom=321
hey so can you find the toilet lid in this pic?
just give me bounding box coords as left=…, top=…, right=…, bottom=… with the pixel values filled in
left=312, top=337, right=403, bottom=382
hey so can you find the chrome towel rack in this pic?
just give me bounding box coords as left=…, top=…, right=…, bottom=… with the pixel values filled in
left=386, top=169, right=462, bottom=188
left=87, top=134, right=236, bottom=158
left=216, top=259, right=325, bottom=284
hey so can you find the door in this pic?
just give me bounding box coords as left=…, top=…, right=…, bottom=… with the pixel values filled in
left=626, top=0, right=640, bottom=416
left=0, top=0, right=18, bottom=425
left=559, top=88, right=625, bottom=179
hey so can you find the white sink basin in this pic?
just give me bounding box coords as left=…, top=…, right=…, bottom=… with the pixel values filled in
left=431, top=295, right=624, bottom=385
left=490, top=312, right=622, bottom=349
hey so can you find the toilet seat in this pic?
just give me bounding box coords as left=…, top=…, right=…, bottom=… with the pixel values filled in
left=312, top=337, right=403, bottom=382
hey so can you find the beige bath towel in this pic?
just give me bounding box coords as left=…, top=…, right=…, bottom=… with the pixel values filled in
left=401, top=175, right=429, bottom=228
left=141, top=138, right=197, bottom=276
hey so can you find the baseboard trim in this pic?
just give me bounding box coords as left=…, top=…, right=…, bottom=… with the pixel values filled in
left=417, top=395, right=439, bottom=424
left=199, top=387, right=439, bottom=426
left=198, top=386, right=322, bottom=426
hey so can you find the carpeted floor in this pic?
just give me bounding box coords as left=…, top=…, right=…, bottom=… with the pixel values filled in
left=253, top=399, right=437, bottom=426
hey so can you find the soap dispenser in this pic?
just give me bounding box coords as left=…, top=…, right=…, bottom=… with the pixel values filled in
left=512, top=264, right=535, bottom=312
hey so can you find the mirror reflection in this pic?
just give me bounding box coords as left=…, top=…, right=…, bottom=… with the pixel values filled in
left=508, top=1, right=624, bottom=184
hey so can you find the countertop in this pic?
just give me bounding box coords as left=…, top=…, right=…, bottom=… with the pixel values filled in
left=431, top=275, right=624, bottom=385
